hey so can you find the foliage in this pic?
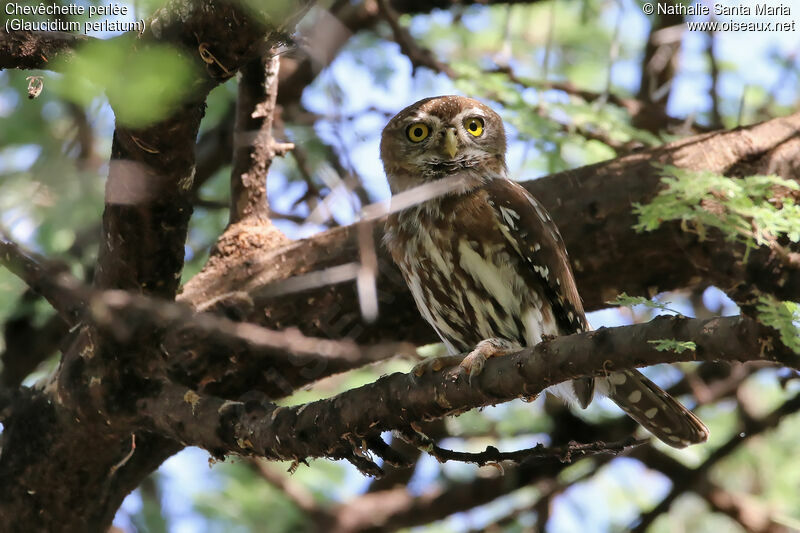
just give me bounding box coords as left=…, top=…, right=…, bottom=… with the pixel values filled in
left=1, top=0, right=799, bottom=531
left=756, top=296, right=800, bottom=354
left=606, top=292, right=683, bottom=315
left=634, top=166, right=800, bottom=260
left=53, top=38, right=196, bottom=127
left=647, top=339, right=697, bottom=354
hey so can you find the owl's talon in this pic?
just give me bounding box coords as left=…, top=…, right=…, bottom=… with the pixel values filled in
left=411, top=355, right=463, bottom=381
left=459, top=352, right=486, bottom=385
left=456, top=338, right=518, bottom=385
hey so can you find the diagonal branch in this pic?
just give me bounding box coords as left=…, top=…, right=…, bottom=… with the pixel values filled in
left=230, top=53, right=293, bottom=224
left=139, top=314, right=797, bottom=475
left=0, top=235, right=84, bottom=325
left=0, top=30, right=95, bottom=70
left=179, top=111, right=800, bottom=351
left=376, top=0, right=456, bottom=77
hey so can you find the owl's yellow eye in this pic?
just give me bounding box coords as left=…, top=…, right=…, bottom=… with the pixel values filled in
left=406, top=123, right=430, bottom=142
left=463, top=117, right=484, bottom=137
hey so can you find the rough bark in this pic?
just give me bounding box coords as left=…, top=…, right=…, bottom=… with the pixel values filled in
left=1, top=2, right=799, bottom=531
left=142, top=314, right=795, bottom=472
left=0, top=2, right=313, bottom=531
left=179, top=111, right=800, bottom=352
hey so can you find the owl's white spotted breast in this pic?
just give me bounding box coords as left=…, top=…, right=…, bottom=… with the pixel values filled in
left=385, top=193, right=559, bottom=355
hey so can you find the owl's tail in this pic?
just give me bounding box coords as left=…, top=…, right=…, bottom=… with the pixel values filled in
left=603, top=369, right=709, bottom=448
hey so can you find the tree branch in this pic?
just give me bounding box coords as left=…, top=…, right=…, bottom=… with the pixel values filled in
left=329, top=453, right=609, bottom=533
left=0, top=235, right=84, bottom=325
left=376, top=0, right=456, bottom=76
left=230, top=53, right=293, bottom=224
left=179, top=112, right=800, bottom=349
left=0, top=30, right=94, bottom=70
left=140, top=314, right=796, bottom=475
left=398, top=427, right=645, bottom=467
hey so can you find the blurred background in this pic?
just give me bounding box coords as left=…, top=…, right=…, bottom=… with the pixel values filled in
left=1, top=0, right=799, bottom=531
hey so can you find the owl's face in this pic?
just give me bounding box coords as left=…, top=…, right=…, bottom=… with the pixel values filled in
left=381, top=96, right=507, bottom=193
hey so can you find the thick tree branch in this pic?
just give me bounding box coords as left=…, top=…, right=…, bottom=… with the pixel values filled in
left=0, top=2, right=315, bottom=530
left=0, top=245, right=412, bottom=389
left=179, top=112, right=800, bottom=351
left=140, top=315, right=796, bottom=475
left=84, top=288, right=416, bottom=396
left=0, top=235, right=84, bottom=325
left=0, top=30, right=94, bottom=70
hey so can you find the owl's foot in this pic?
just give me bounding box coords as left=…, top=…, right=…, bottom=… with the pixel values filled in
left=411, top=355, right=464, bottom=378
left=457, top=338, right=520, bottom=385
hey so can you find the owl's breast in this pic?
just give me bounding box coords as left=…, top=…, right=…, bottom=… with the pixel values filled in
left=385, top=198, right=558, bottom=354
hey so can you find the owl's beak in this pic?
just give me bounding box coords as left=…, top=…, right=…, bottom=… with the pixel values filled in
left=443, top=128, right=459, bottom=159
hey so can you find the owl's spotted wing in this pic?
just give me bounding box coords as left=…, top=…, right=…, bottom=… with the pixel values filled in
left=482, top=178, right=594, bottom=406
left=482, top=179, right=708, bottom=447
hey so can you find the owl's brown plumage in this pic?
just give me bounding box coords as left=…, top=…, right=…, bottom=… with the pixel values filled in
left=382, top=95, right=708, bottom=448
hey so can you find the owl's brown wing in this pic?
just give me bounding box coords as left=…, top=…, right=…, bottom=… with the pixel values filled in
left=482, top=178, right=589, bottom=334
left=482, top=179, right=709, bottom=447
left=482, top=178, right=594, bottom=407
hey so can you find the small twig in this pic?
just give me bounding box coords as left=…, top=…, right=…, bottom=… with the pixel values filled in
left=288, top=144, right=323, bottom=209
left=603, top=0, right=624, bottom=103
left=706, top=31, right=723, bottom=129
left=376, top=0, right=456, bottom=77
left=542, top=3, right=556, bottom=79
left=109, top=434, right=136, bottom=476
left=398, top=428, right=645, bottom=467
left=0, top=233, right=84, bottom=325
left=737, top=84, right=749, bottom=127
left=495, top=4, right=514, bottom=66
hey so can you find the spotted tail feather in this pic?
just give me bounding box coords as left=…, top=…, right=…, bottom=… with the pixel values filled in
left=605, top=369, right=709, bottom=448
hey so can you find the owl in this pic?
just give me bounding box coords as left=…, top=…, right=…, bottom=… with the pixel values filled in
left=382, top=95, right=708, bottom=448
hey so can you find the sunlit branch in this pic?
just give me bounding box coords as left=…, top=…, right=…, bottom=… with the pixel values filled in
left=140, top=314, right=796, bottom=476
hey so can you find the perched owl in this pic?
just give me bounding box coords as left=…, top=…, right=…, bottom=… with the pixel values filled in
left=382, top=95, right=708, bottom=448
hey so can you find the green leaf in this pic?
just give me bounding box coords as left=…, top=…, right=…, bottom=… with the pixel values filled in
left=648, top=339, right=697, bottom=353
left=53, top=38, right=196, bottom=128
left=633, top=166, right=800, bottom=258
left=606, top=292, right=682, bottom=315
left=756, top=296, right=800, bottom=354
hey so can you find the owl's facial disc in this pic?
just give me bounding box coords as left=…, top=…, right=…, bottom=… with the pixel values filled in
left=381, top=96, right=507, bottom=192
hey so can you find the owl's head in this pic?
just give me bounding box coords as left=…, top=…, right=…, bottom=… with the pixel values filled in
left=381, top=95, right=507, bottom=193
